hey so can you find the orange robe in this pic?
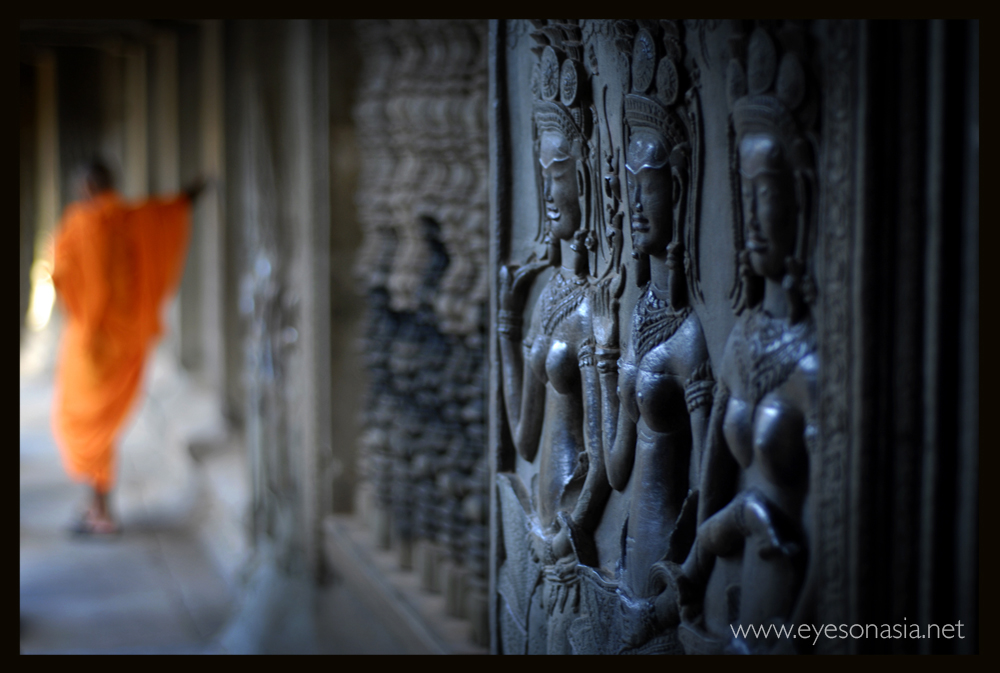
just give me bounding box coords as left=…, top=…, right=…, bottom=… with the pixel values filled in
left=51, top=191, right=191, bottom=493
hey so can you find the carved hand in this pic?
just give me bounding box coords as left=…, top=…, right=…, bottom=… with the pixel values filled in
left=544, top=555, right=581, bottom=616
left=552, top=525, right=574, bottom=561
left=648, top=559, right=689, bottom=625
left=592, top=268, right=626, bottom=348
left=528, top=523, right=574, bottom=566
left=652, top=583, right=681, bottom=629
left=499, top=260, right=548, bottom=312
left=529, top=528, right=551, bottom=565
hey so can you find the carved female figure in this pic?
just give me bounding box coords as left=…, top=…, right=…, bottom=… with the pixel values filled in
left=496, top=30, right=611, bottom=653
left=671, top=27, right=818, bottom=654
left=590, top=25, right=713, bottom=650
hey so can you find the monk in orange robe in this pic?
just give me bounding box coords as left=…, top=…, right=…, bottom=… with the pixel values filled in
left=51, top=161, right=205, bottom=535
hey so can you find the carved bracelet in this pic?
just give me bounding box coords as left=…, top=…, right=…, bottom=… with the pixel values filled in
left=497, top=323, right=522, bottom=339
left=498, top=309, right=522, bottom=324
left=497, top=309, right=523, bottom=339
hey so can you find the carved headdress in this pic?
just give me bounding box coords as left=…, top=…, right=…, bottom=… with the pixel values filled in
left=728, top=25, right=814, bottom=172
left=620, top=21, right=688, bottom=152
left=617, top=20, right=696, bottom=293
left=529, top=20, right=598, bottom=256
left=531, top=20, right=590, bottom=144
left=728, top=24, right=818, bottom=317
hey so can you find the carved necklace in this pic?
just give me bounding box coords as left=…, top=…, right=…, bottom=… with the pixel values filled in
left=632, top=283, right=691, bottom=364
left=732, top=309, right=816, bottom=405
left=536, top=269, right=589, bottom=337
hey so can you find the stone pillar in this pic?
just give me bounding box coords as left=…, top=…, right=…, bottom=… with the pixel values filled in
left=326, top=19, right=364, bottom=517
left=35, top=50, right=59, bottom=243
left=222, top=21, right=245, bottom=425
left=954, top=20, right=978, bottom=655
left=148, top=31, right=179, bottom=195
left=97, top=43, right=125, bottom=187
left=283, top=18, right=332, bottom=582
left=176, top=23, right=203, bottom=373
left=122, top=42, right=147, bottom=200
left=217, top=19, right=331, bottom=652
left=148, top=30, right=183, bottom=359
left=56, top=45, right=103, bottom=209
left=198, top=20, right=226, bottom=395
left=20, top=58, right=38, bottom=336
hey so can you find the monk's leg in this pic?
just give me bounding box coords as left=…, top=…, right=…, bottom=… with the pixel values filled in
left=84, top=472, right=118, bottom=534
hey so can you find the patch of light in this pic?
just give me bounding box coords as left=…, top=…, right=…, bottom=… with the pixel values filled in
left=26, top=258, right=55, bottom=332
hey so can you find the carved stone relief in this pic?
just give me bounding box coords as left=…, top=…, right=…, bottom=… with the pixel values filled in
left=496, top=20, right=612, bottom=654
left=353, top=19, right=491, bottom=645
left=670, top=23, right=820, bottom=655
left=492, top=20, right=831, bottom=654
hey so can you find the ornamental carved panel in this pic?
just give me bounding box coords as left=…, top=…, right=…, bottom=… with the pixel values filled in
left=489, top=20, right=857, bottom=654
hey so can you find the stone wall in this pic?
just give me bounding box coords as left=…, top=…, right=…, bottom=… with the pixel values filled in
left=352, top=19, right=492, bottom=645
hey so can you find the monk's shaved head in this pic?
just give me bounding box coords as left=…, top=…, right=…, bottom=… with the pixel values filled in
left=81, top=159, right=114, bottom=198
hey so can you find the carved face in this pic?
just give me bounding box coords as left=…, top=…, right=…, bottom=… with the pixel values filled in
left=626, top=130, right=673, bottom=256
left=739, top=133, right=797, bottom=281
left=539, top=130, right=581, bottom=241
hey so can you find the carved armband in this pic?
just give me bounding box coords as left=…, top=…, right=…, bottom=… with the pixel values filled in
left=497, top=309, right=523, bottom=341
left=578, top=338, right=596, bottom=368
left=684, top=380, right=715, bottom=414
left=684, top=361, right=716, bottom=413
left=579, top=338, right=622, bottom=371
left=595, top=346, right=621, bottom=374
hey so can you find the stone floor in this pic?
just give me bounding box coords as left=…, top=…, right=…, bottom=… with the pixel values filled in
left=19, top=318, right=414, bottom=655
left=19, top=321, right=234, bottom=654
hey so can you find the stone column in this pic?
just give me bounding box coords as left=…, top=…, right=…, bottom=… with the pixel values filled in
left=122, top=42, right=147, bottom=200
left=198, top=20, right=226, bottom=395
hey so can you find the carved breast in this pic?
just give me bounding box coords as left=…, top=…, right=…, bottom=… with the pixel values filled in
left=723, top=366, right=811, bottom=507
left=635, top=343, right=687, bottom=434
left=722, top=310, right=816, bottom=485
left=545, top=337, right=580, bottom=394
left=723, top=395, right=755, bottom=469
left=528, top=272, right=590, bottom=396
left=525, top=317, right=587, bottom=397
left=726, top=386, right=807, bottom=468
left=629, top=306, right=703, bottom=435
left=752, top=392, right=808, bottom=489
